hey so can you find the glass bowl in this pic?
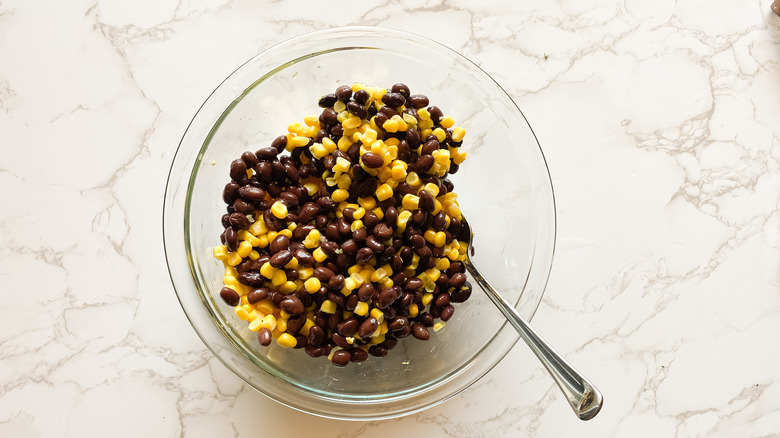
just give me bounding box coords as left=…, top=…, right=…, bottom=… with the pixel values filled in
left=163, top=26, right=556, bottom=420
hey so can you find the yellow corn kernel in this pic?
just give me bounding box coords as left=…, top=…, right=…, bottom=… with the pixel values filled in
left=297, top=266, right=313, bottom=280
left=390, top=164, right=407, bottom=180
left=337, top=174, right=352, bottom=190
left=451, top=126, right=466, bottom=142
left=288, top=122, right=305, bottom=135
left=426, top=268, right=441, bottom=283
left=289, top=135, right=310, bottom=148
left=213, top=245, right=228, bottom=260
left=277, top=333, right=297, bottom=348
left=417, top=108, right=430, bottom=120
left=372, top=207, right=385, bottom=220
left=276, top=316, right=288, bottom=332
left=380, top=277, right=394, bottom=289
left=321, top=299, right=337, bottom=314
left=300, top=318, right=315, bottom=336
left=309, top=143, right=329, bottom=159
left=304, top=114, right=319, bottom=127
left=235, top=305, right=251, bottom=320
left=370, top=267, right=388, bottom=282
left=360, top=128, right=377, bottom=145
left=402, top=113, right=418, bottom=125
left=236, top=240, right=252, bottom=258
left=342, top=115, right=362, bottom=129
left=405, top=172, right=420, bottom=187
left=318, top=136, right=335, bottom=153
left=245, top=168, right=254, bottom=179
left=353, top=301, right=369, bottom=316
left=247, top=219, right=267, bottom=236
left=333, top=156, right=351, bottom=173
left=337, top=135, right=353, bottom=152
left=375, top=183, right=393, bottom=201
left=333, top=100, right=346, bottom=112
left=448, top=247, right=460, bottom=260
left=435, top=257, right=451, bottom=271
left=370, top=308, right=385, bottom=324
left=331, top=189, right=349, bottom=203
left=350, top=220, right=364, bottom=231
left=248, top=318, right=264, bottom=332
left=408, top=303, right=419, bottom=318
left=349, top=207, right=364, bottom=220
left=343, top=277, right=358, bottom=293
left=271, top=270, right=287, bottom=287
left=350, top=271, right=365, bottom=287
left=433, top=321, right=447, bottom=332
left=260, top=262, right=276, bottom=279
left=439, top=116, right=455, bottom=129
left=453, top=149, right=467, bottom=165
left=357, top=197, right=377, bottom=210
left=382, top=118, right=399, bottom=133
left=397, top=209, right=412, bottom=228
left=303, top=181, right=320, bottom=196
left=424, top=229, right=437, bottom=243
left=255, top=299, right=274, bottom=316
left=279, top=281, right=297, bottom=294
left=312, top=247, right=328, bottom=263
left=227, top=252, right=243, bottom=266
left=422, top=293, right=434, bottom=306
left=303, top=229, right=322, bottom=249
left=448, top=203, right=462, bottom=220
left=402, top=194, right=419, bottom=210
left=433, top=231, right=447, bottom=247
left=422, top=183, right=440, bottom=197
left=304, top=277, right=321, bottom=294
left=347, top=264, right=362, bottom=276
left=271, top=201, right=288, bottom=219
left=284, top=257, right=299, bottom=269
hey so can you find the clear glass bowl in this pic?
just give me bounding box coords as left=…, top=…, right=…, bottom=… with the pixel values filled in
left=163, top=26, right=556, bottom=420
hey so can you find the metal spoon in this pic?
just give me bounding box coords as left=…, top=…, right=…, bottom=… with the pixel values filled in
left=459, top=217, right=603, bottom=420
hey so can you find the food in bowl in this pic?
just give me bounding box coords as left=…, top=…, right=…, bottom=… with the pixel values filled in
left=212, top=82, right=473, bottom=366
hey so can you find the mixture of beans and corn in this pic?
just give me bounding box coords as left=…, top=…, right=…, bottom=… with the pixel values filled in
left=213, top=82, right=472, bottom=367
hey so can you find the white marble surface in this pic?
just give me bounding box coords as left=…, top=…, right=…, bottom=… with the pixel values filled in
left=1, top=0, right=779, bottom=436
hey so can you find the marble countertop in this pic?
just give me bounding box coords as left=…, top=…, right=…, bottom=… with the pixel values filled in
left=2, top=1, right=779, bottom=436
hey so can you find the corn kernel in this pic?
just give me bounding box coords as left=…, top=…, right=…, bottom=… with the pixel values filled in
left=227, top=252, right=242, bottom=266
left=433, top=321, right=447, bottom=332
left=435, top=257, right=450, bottom=271
left=405, top=172, right=420, bottom=187
left=277, top=333, right=297, bottom=348
left=370, top=308, right=385, bottom=324
left=271, top=269, right=287, bottom=287
left=372, top=207, right=385, bottom=220
left=235, top=306, right=251, bottom=320
left=284, top=257, right=299, bottom=269
left=321, top=299, right=337, bottom=314
left=439, top=116, right=455, bottom=129
left=417, top=108, right=430, bottom=120
left=249, top=220, right=269, bottom=236
left=451, top=126, right=466, bottom=142
left=375, top=183, right=393, bottom=201
left=422, top=293, right=434, bottom=306
left=353, top=301, right=369, bottom=316
left=422, top=183, right=440, bottom=197
left=358, top=197, right=377, bottom=210
left=236, top=240, right=252, bottom=258
left=248, top=318, right=264, bottom=332
left=350, top=220, right=364, bottom=231
left=390, top=164, right=407, bottom=180
left=408, top=303, right=419, bottom=318
left=260, top=262, right=276, bottom=279
left=303, top=229, right=322, bottom=249
left=271, top=201, right=288, bottom=219
left=333, top=156, right=351, bottom=173
left=331, top=189, right=349, bottom=202
left=337, top=135, right=353, bottom=152
left=213, top=245, right=228, bottom=260
left=402, top=194, right=419, bottom=210
left=289, top=135, right=310, bottom=148
left=303, top=181, right=320, bottom=196
left=309, top=143, right=329, bottom=159
left=297, top=266, right=313, bottom=280
left=433, top=231, right=447, bottom=247
left=360, top=128, right=378, bottom=145
left=304, top=277, right=321, bottom=294
left=312, top=247, right=328, bottom=263
left=337, top=174, right=352, bottom=190
left=382, top=118, right=399, bottom=133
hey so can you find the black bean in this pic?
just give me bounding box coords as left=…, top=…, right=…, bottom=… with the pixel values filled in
left=388, top=316, right=408, bottom=332
left=352, top=227, right=367, bottom=242
left=358, top=317, right=379, bottom=338
left=440, top=305, right=455, bottom=321
left=319, top=108, right=338, bottom=125
left=313, top=267, right=335, bottom=282
left=350, top=348, right=368, bottom=362
left=222, top=182, right=240, bottom=204
left=255, top=146, right=279, bottom=161
left=408, top=94, right=429, bottom=109
left=450, top=281, right=472, bottom=303
left=331, top=349, right=351, bottom=367
left=280, top=295, right=304, bottom=315
left=419, top=189, right=435, bottom=212
left=247, top=287, right=269, bottom=304
left=255, top=161, right=272, bottom=182
left=361, top=152, right=384, bottom=169
left=229, top=159, right=247, bottom=181
left=224, top=227, right=238, bottom=251
left=374, top=112, right=389, bottom=128
left=354, top=89, right=369, bottom=105
left=420, top=312, right=435, bottom=327
left=258, top=328, right=273, bottom=346
left=336, top=317, right=359, bottom=336
left=321, top=241, right=339, bottom=258
left=328, top=274, right=345, bottom=291
left=382, top=92, right=406, bottom=108
left=405, top=129, right=421, bottom=147
left=347, top=101, right=367, bottom=119
left=356, top=247, right=374, bottom=263
left=411, top=323, right=430, bottom=340
left=297, top=202, right=319, bottom=224
left=335, top=85, right=353, bottom=101
left=295, top=248, right=315, bottom=266
left=318, top=93, right=338, bottom=108
left=357, top=283, right=374, bottom=302
left=219, top=287, right=240, bottom=306
left=422, top=139, right=440, bottom=156
left=435, top=293, right=450, bottom=307
left=391, top=83, right=411, bottom=99
left=241, top=151, right=259, bottom=168
left=238, top=185, right=265, bottom=203
left=427, top=105, right=443, bottom=124
left=309, top=325, right=326, bottom=346
left=377, top=287, right=398, bottom=309
left=269, top=249, right=293, bottom=268
left=228, top=212, right=250, bottom=230
left=365, top=235, right=384, bottom=253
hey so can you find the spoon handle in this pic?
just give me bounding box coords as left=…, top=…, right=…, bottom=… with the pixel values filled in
left=466, top=263, right=603, bottom=420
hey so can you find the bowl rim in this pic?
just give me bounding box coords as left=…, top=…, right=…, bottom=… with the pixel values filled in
left=163, top=25, right=557, bottom=420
